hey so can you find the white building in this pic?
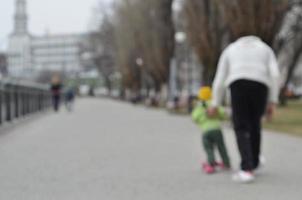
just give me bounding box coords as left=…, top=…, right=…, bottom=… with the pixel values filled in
left=31, top=34, right=85, bottom=72
left=7, top=0, right=86, bottom=78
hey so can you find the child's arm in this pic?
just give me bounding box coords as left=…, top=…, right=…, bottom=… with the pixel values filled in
left=192, top=107, right=206, bottom=124
left=218, top=107, right=226, bottom=120
left=192, top=107, right=201, bottom=123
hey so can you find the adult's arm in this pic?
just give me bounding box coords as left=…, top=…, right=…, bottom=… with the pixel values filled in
left=211, top=49, right=230, bottom=107
left=267, top=48, right=280, bottom=104
left=266, top=48, right=280, bottom=121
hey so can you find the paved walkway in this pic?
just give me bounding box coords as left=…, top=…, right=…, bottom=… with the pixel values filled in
left=0, top=98, right=301, bottom=199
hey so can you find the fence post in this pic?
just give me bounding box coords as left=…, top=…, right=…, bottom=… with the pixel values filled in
left=0, top=83, right=2, bottom=125
left=14, top=84, right=19, bottom=119
left=27, top=88, right=30, bottom=115
left=39, top=89, right=43, bottom=111
left=5, top=83, right=12, bottom=122
left=21, top=86, right=26, bottom=117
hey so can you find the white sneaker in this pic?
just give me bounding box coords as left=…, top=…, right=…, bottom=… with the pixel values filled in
left=254, top=156, right=266, bottom=175
left=259, top=155, right=266, bottom=167
left=232, top=171, right=255, bottom=183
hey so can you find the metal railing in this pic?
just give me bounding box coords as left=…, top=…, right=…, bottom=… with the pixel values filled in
left=0, top=80, right=52, bottom=125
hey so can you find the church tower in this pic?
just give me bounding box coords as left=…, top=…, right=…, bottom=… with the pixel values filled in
left=8, top=0, right=32, bottom=77
left=13, top=0, right=28, bottom=35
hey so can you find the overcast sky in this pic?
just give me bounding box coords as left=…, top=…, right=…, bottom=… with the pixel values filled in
left=0, top=0, right=113, bottom=50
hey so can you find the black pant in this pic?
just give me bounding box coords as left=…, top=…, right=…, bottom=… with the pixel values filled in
left=202, top=129, right=230, bottom=167
left=230, top=80, right=268, bottom=171
left=52, top=95, right=60, bottom=112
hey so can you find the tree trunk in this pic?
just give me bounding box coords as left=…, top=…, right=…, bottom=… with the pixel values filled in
left=280, top=44, right=302, bottom=106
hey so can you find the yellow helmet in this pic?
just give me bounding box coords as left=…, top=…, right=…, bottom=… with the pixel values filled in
left=198, top=87, right=212, bottom=101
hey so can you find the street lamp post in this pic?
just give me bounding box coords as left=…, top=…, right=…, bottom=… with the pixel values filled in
left=174, top=31, right=193, bottom=112
left=172, top=32, right=187, bottom=110
left=135, top=57, right=144, bottom=102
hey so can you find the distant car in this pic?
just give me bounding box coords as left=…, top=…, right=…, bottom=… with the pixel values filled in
left=79, top=85, right=90, bottom=96
left=284, top=87, right=302, bottom=99
left=294, top=87, right=302, bottom=97
left=94, top=87, right=109, bottom=96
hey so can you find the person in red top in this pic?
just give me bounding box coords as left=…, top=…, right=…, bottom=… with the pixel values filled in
left=51, top=75, right=63, bottom=112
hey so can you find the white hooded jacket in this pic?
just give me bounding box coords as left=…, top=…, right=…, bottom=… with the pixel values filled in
left=212, top=36, right=280, bottom=107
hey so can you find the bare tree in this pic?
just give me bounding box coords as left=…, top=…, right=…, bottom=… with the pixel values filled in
left=93, top=0, right=293, bottom=107
left=114, top=0, right=141, bottom=95
left=218, top=0, right=288, bottom=45
left=183, top=0, right=225, bottom=85
left=113, top=0, right=175, bottom=99
left=277, top=1, right=302, bottom=104
left=88, top=14, right=117, bottom=95
left=183, top=0, right=288, bottom=86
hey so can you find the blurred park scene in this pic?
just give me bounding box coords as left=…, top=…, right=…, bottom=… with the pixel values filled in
left=0, top=0, right=301, bottom=134
left=0, top=0, right=302, bottom=198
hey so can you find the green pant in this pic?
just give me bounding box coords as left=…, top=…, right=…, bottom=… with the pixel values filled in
left=202, top=129, right=230, bottom=167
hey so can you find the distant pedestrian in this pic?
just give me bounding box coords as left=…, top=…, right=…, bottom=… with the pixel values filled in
left=64, top=87, right=75, bottom=112
left=50, top=75, right=62, bottom=112
left=192, top=87, right=231, bottom=174
left=209, top=35, right=280, bottom=183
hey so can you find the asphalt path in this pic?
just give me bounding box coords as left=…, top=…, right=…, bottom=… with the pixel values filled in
left=0, top=98, right=301, bottom=199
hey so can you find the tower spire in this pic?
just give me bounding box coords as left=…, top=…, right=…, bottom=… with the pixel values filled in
left=13, top=0, right=28, bottom=35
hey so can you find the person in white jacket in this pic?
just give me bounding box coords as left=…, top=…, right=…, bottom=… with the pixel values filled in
left=208, top=36, right=280, bottom=183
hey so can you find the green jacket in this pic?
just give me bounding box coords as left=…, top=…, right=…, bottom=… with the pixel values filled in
left=191, top=101, right=225, bottom=133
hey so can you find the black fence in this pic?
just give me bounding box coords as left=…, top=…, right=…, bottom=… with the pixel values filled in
left=0, top=80, right=52, bottom=125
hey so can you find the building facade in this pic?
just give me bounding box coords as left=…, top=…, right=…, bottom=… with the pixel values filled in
left=31, top=34, right=85, bottom=72
left=0, top=53, right=8, bottom=76
left=7, top=0, right=86, bottom=78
